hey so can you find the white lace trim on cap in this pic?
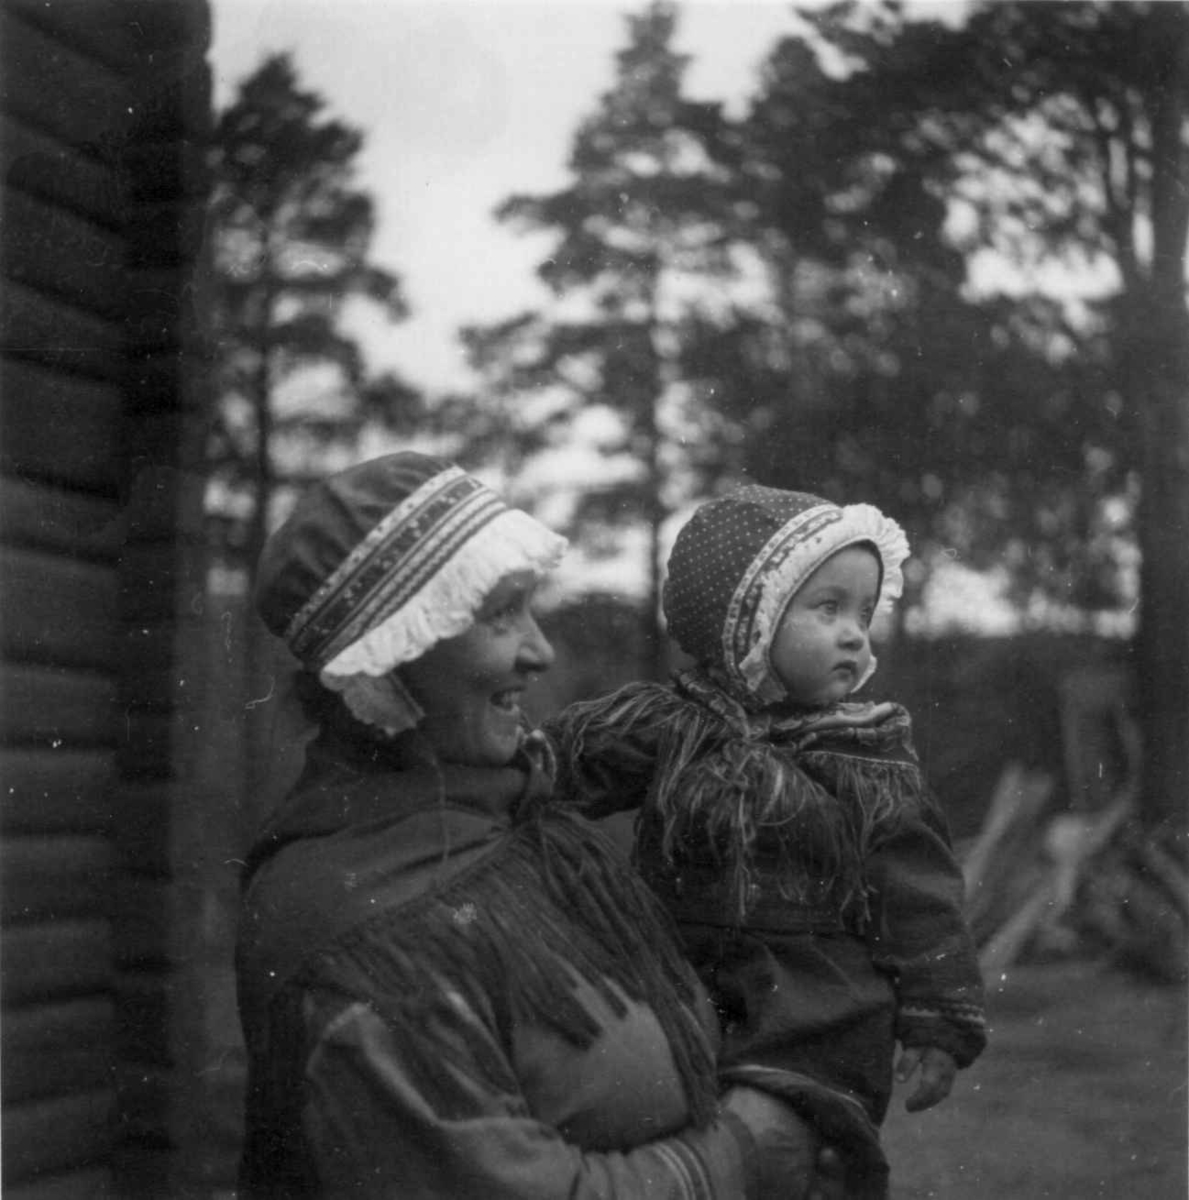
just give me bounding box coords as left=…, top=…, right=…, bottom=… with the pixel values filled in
left=328, top=672, right=426, bottom=738
left=736, top=503, right=910, bottom=703
left=320, top=508, right=566, bottom=734
left=321, top=507, right=566, bottom=680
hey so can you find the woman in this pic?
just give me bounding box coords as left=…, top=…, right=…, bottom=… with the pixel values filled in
left=236, top=452, right=845, bottom=1197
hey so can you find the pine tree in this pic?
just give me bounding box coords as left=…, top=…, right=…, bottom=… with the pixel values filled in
left=466, top=1, right=745, bottom=676
left=206, top=53, right=409, bottom=570
left=777, top=0, right=1189, bottom=834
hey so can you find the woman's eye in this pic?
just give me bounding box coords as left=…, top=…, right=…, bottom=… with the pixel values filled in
left=485, top=598, right=524, bottom=627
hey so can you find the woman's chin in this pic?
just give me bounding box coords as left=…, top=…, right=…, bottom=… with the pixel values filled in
left=468, top=703, right=524, bottom=766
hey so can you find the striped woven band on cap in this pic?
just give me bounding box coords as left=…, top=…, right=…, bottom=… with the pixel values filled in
left=722, top=504, right=843, bottom=694
left=285, top=465, right=505, bottom=671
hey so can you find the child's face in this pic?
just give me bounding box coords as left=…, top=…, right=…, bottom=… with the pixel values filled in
left=769, top=545, right=881, bottom=707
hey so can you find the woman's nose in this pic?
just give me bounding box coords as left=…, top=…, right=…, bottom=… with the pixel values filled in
left=520, top=615, right=555, bottom=672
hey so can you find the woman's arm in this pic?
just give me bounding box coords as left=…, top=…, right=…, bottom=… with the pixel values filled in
left=300, top=990, right=764, bottom=1199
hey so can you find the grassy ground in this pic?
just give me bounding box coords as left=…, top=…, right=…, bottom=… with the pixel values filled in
left=882, top=958, right=1188, bottom=1199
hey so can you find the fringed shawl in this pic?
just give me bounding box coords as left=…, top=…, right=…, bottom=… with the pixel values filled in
left=237, top=726, right=717, bottom=1130
left=549, top=670, right=940, bottom=927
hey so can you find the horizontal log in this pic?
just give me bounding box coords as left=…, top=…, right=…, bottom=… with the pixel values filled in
left=0, top=663, right=117, bottom=747
left=1, top=548, right=119, bottom=670
left=3, top=190, right=127, bottom=320
left=6, top=0, right=149, bottom=73
left=1, top=920, right=112, bottom=1005
left=0, top=11, right=132, bottom=154
left=2, top=1164, right=113, bottom=1200
left=2, top=1088, right=115, bottom=1184
left=0, top=360, right=124, bottom=491
left=0, top=113, right=125, bottom=230
left=0, top=279, right=126, bottom=384
left=1, top=835, right=113, bottom=923
left=0, top=476, right=122, bottom=560
left=1, top=996, right=115, bottom=1104
left=0, top=748, right=115, bottom=835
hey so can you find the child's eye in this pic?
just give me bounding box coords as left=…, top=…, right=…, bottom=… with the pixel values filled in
left=818, top=599, right=839, bottom=615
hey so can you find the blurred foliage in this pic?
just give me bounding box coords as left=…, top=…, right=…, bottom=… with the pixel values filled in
left=206, top=53, right=422, bottom=566
left=461, top=3, right=754, bottom=671
left=463, top=1, right=1185, bottom=626
left=758, top=0, right=1187, bottom=828
left=204, top=7, right=1187, bottom=827
left=462, top=0, right=1187, bottom=825
left=694, top=0, right=1141, bottom=617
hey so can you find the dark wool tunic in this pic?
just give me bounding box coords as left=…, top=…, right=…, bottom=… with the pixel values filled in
left=236, top=726, right=768, bottom=1199
left=547, top=674, right=987, bottom=1199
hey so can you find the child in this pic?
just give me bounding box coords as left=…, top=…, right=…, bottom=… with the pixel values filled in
left=547, top=486, right=986, bottom=1199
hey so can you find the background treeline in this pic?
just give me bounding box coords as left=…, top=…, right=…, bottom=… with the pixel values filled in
left=203, top=0, right=1188, bottom=838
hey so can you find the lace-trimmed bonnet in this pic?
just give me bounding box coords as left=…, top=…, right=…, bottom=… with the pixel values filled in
left=663, top=485, right=909, bottom=706
left=255, top=452, right=567, bottom=734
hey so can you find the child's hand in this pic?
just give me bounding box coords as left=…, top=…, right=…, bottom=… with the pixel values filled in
left=895, top=1046, right=957, bottom=1113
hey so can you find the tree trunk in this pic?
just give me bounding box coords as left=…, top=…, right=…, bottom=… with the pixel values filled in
left=1132, top=4, right=1189, bottom=842
left=1132, top=296, right=1189, bottom=841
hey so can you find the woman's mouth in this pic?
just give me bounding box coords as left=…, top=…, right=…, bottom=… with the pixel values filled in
left=491, top=688, right=523, bottom=714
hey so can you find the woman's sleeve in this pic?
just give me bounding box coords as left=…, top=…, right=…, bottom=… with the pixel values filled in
left=300, top=988, right=757, bottom=1200
left=865, top=797, right=988, bottom=1068
left=542, top=705, right=654, bottom=820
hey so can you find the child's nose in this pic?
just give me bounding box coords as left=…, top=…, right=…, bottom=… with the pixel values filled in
left=838, top=618, right=865, bottom=647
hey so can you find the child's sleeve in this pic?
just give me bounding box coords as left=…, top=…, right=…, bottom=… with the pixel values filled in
left=865, top=793, right=987, bottom=1068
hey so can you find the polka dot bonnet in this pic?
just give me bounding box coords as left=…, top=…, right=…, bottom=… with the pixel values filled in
left=663, top=485, right=910, bottom=706
left=255, top=452, right=567, bottom=735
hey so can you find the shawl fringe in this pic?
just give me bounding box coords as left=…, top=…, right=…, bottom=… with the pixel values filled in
left=301, top=804, right=718, bottom=1126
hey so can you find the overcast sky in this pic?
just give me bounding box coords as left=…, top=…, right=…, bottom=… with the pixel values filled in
left=209, top=1, right=814, bottom=392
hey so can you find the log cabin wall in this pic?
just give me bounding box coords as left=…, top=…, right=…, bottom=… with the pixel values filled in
left=1, top=1, right=217, bottom=1194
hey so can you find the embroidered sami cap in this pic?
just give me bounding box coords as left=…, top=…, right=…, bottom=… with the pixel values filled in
left=663, top=485, right=909, bottom=705
left=255, top=452, right=567, bottom=732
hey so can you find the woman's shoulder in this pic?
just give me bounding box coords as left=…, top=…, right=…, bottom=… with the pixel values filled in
left=237, top=794, right=509, bottom=1018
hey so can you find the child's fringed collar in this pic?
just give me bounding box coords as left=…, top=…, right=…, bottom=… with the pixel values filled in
left=673, top=667, right=917, bottom=756
left=552, top=669, right=932, bottom=927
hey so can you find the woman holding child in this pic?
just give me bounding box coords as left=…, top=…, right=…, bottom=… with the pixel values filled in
left=234, top=453, right=848, bottom=1198
left=549, top=486, right=987, bottom=1199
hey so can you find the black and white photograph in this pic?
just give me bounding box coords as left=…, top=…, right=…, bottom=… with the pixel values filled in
left=2, top=0, right=1187, bottom=1195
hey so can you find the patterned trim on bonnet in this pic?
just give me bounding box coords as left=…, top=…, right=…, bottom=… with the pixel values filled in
left=728, top=503, right=909, bottom=704
left=286, top=466, right=494, bottom=669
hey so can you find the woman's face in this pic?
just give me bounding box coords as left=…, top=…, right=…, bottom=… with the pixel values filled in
left=769, top=545, right=880, bottom=708
left=399, top=570, right=555, bottom=766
